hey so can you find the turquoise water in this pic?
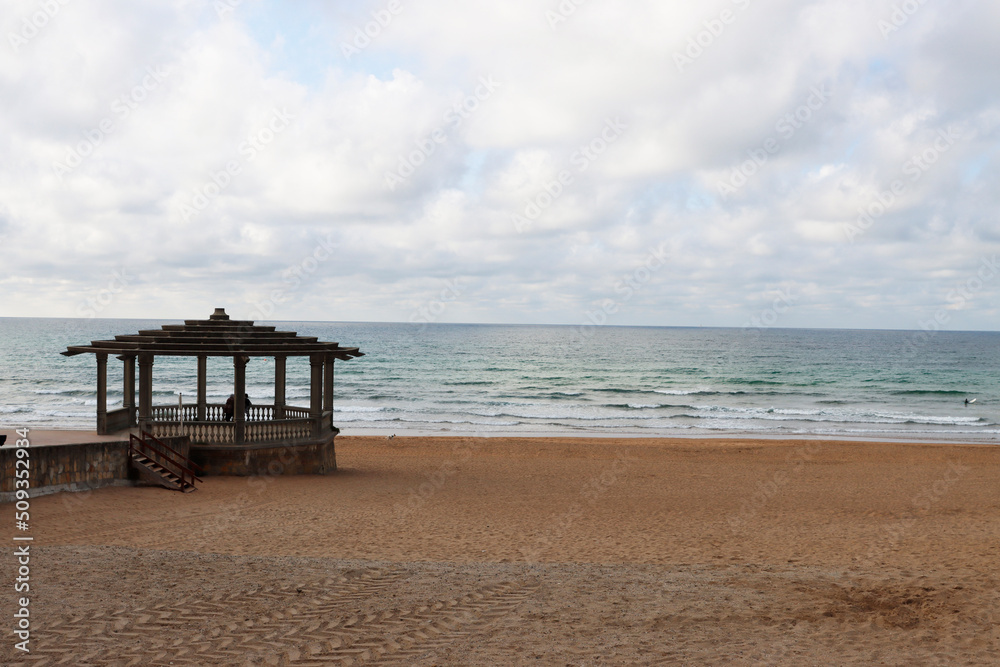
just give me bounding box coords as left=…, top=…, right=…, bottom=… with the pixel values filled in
left=1, top=318, right=998, bottom=442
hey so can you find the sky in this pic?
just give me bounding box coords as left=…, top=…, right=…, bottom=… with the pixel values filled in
left=1, top=0, right=998, bottom=330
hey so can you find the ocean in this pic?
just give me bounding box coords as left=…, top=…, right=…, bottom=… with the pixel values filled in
left=1, top=317, right=998, bottom=443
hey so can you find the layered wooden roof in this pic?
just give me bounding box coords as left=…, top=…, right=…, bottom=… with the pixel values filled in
left=63, top=308, right=364, bottom=359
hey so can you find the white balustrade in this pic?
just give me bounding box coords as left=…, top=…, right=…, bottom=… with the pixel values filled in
left=148, top=404, right=327, bottom=445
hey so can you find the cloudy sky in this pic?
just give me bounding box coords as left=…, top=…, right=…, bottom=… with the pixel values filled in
left=1, top=0, right=998, bottom=330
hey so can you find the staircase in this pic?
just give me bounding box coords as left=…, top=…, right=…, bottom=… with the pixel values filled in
left=129, top=432, right=203, bottom=493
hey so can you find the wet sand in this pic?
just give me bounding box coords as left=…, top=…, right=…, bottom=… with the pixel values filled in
left=2, top=435, right=999, bottom=665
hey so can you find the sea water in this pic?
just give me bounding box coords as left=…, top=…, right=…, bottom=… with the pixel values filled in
left=1, top=318, right=998, bottom=442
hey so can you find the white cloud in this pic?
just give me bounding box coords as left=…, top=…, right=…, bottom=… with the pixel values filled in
left=0, top=0, right=998, bottom=330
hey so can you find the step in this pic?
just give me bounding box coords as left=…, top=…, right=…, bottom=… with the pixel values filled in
left=131, top=457, right=182, bottom=491
left=131, top=444, right=199, bottom=493
left=133, top=455, right=185, bottom=480
left=142, top=465, right=179, bottom=482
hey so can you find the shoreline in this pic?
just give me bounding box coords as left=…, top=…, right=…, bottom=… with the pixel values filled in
left=337, top=427, right=1000, bottom=446
left=342, top=433, right=1000, bottom=450
left=8, top=425, right=999, bottom=448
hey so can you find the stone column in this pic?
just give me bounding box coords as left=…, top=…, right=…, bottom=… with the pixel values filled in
left=197, top=355, right=207, bottom=421
left=96, top=353, right=108, bottom=434
left=323, top=355, right=334, bottom=433
left=274, top=355, right=286, bottom=420
left=234, top=355, right=247, bottom=445
left=310, top=354, right=323, bottom=438
left=121, top=355, right=136, bottom=427
left=138, top=353, right=154, bottom=432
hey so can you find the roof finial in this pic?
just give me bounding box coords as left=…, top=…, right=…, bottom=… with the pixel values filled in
left=210, top=307, right=230, bottom=320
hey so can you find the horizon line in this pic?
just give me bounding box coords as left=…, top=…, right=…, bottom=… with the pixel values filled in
left=1, top=315, right=998, bottom=335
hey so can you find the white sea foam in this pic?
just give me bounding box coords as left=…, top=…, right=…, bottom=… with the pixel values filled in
left=653, top=388, right=704, bottom=395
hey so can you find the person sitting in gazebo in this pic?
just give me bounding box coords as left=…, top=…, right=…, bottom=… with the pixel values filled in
left=223, top=394, right=253, bottom=421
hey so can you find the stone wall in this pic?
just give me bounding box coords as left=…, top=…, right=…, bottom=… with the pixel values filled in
left=0, top=436, right=191, bottom=502
left=190, top=436, right=337, bottom=476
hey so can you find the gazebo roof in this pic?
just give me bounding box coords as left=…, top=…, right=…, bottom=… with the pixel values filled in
left=62, top=308, right=364, bottom=359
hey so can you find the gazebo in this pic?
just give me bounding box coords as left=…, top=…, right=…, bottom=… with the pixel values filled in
left=62, top=308, right=364, bottom=475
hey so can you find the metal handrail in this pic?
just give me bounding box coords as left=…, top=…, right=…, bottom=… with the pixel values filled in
left=129, top=432, right=204, bottom=489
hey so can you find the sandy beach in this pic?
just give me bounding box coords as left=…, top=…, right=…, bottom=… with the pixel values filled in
left=2, top=435, right=999, bottom=665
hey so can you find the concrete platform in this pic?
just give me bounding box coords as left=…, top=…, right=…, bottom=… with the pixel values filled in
left=0, top=433, right=191, bottom=502
left=0, top=429, right=128, bottom=449
left=1, top=428, right=339, bottom=494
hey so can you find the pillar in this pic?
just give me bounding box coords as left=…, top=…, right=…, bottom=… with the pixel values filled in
left=121, top=355, right=136, bottom=426
left=138, top=353, right=154, bottom=432
left=274, top=355, right=286, bottom=420
left=197, top=355, right=207, bottom=421
left=323, top=355, right=334, bottom=433
left=234, top=355, right=247, bottom=445
left=310, top=354, right=323, bottom=438
left=96, top=353, right=108, bottom=434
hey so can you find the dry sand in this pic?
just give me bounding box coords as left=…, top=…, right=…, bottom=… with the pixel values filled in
left=2, top=435, right=999, bottom=665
